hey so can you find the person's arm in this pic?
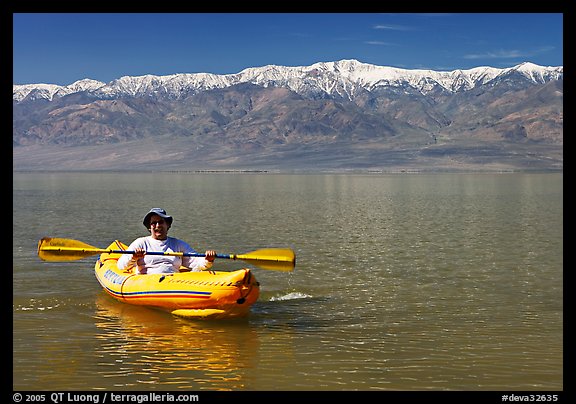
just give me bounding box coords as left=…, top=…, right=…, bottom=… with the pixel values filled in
left=117, top=240, right=145, bottom=271
left=117, top=251, right=133, bottom=270
left=193, top=250, right=216, bottom=271
left=179, top=240, right=216, bottom=271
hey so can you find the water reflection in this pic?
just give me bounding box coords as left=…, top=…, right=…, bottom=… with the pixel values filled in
left=93, top=293, right=260, bottom=390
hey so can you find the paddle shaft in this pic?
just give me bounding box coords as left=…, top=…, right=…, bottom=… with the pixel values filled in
left=39, top=246, right=235, bottom=260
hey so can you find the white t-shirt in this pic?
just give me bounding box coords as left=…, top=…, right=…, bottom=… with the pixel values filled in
left=116, top=236, right=213, bottom=274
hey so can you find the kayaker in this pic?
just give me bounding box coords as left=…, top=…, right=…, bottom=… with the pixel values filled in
left=117, top=208, right=216, bottom=274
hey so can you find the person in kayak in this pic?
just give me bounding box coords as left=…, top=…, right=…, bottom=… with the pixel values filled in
left=117, top=208, right=216, bottom=274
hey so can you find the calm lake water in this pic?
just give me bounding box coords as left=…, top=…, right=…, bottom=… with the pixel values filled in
left=13, top=172, right=563, bottom=391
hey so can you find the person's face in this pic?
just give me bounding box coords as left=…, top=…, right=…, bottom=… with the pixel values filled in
left=149, top=214, right=170, bottom=240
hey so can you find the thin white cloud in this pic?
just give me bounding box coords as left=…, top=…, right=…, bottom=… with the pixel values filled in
left=365, top=41, right=396, bottom=46
left=464, top=46, right=557, bottom=60
left=534, top=45, right=556, bottom=53
left=373, top=24, right=414, bottom=31
left=464, top=49, right=527, bottom=60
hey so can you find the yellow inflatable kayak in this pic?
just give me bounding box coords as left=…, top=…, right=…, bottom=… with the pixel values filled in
left=94, top=241, right=260, bottom=319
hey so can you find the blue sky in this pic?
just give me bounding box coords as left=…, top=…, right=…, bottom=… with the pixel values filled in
left=13, top=13, right=563, bottom=85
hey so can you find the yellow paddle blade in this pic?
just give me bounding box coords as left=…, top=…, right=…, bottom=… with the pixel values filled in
left=37, top=237, right=106, bottom=261
left=235, top=248, right=296, bottom=272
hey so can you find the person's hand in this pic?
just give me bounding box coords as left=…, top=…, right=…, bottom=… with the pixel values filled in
left=132, top=247, right=145, bottom=260
left=205, top=250, right=216, bottom=263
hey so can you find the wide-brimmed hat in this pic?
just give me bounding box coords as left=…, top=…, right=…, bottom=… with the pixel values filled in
left=143, top=208, right=173, bottom=228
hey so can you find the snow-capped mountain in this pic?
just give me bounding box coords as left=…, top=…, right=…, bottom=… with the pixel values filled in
left=13, top=59, right=563, bottom=103
left=13, top=79, right=106, bottom=102
left=13, top=59, right=563, bottom=172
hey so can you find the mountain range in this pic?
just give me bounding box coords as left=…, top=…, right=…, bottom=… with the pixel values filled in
left=13, top=59, right=563, bottom=172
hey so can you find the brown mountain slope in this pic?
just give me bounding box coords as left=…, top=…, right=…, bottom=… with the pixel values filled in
left=13, top=80, right=562, bottom=172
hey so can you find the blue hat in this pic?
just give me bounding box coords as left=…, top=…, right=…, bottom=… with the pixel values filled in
left=143, top=208, right=173, bottom=228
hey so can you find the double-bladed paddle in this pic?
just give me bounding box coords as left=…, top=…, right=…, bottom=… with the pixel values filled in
left=37, top=237, right=295, bottom=272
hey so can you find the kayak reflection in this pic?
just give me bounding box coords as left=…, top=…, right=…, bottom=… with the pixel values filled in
left=93, top=293, right=261, bottom=390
